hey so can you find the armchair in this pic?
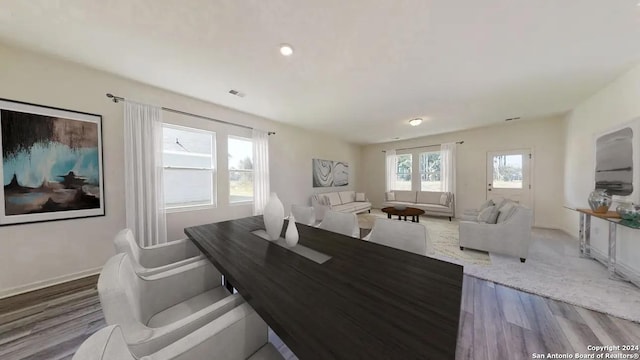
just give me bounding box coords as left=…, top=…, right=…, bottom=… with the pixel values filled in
left=72, top=308, right=282, bottom=360
left=114, top=228, right=204, bottom=276
left=363, top=218, right=432, bottom=256
left=98, top=253, right=245, bottom=357
left=459, top=205, right=533, bottom=262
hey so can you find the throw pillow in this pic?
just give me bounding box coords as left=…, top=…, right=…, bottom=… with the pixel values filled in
left=321, top=195, right=332, bottom=206
left=487, top=205, right=501, bottom=224
left=479, top=199, right=495, bottom=211
left=386, top=192, right=395, bottom=201
left=439, top=193, right=449, bottom=206
left=497, top=203, right=517, bottom=223
left=355, top=192, right=366, bottom=202
left=476, top=206, right=495, bottom=223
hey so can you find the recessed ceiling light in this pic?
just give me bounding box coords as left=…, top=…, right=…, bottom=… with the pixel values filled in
left=279, top=44, right=294, bottom=56
left=409, top=118, right=423, bottom=126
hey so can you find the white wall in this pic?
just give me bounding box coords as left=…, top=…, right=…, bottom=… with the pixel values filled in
left=361, top=116, right=566, bottom=229
left=0, top=43, right=360, bottom=297
left=562, top=62, right=640, bottom=276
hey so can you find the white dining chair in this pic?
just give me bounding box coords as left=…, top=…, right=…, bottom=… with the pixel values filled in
left=363, top=218, right=432, bottom=256
left=114, top=228, right=204, bottom=276
left=290, top=204, right=316, bottom=226
left=97, top=253, right=246, bottom=358
left=71, top=312, right=283, bottom=360
left=317, top=210, right=359, bottom=238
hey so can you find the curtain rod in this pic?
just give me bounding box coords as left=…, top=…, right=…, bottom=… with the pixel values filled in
left=382, top=141, right=464, bottom=152
left=106, top=93, right=275, bottom=135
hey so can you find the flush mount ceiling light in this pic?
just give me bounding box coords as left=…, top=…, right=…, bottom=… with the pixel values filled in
left=409, top=118, right=423, bottom=126
left=279, top=44, right=294, bottom=56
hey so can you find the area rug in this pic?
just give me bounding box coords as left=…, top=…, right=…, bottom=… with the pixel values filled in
left=359, top=210, right=640, bottom=323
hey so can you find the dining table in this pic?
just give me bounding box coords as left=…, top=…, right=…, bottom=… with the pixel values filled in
left=185, top=216, right=463, bottom=359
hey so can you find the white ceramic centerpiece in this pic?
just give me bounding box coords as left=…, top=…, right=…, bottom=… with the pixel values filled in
left=285, top=213, right=299, bottom=246
left=264, top=192, right=285, bottom=240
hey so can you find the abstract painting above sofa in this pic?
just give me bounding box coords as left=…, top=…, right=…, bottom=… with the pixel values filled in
left=312, top=158, right=348, bottom=187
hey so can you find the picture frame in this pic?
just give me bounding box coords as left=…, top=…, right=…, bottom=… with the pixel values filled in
left=0, top=98, right=105, bottom=225
left=312, top=158, right=349, bottom=188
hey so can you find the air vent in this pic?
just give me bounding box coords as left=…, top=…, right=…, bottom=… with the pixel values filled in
left=505, top=117, right=521, bottom=122
left=228, top=89, right=246, bottom=98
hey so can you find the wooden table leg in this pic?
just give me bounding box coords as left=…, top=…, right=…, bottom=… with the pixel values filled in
left=387, top=213, right=391, bottom=219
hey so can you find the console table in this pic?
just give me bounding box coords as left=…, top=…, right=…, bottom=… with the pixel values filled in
left=575, top=208, right=638, bottom=282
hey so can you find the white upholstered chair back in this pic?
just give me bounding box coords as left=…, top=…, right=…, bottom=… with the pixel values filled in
left=367, top=219, right=431, bottom=256
left=290, top=205, right=316, bottom=226
left=318, top=210, right=359, bottom=238
left=98, top=253, right=227, bottom=355
left=113, top=228, right=203, bottom=276
left=72, top=325, right=136, bottom=360
left=72, top=315, right=282, bottom=360
left=114, top=229, right=142, bottom=267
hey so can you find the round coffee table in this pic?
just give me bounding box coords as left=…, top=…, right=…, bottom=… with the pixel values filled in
left=381, top=207, right=425, bottom=223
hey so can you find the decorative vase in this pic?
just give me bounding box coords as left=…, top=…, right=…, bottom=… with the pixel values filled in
left=285, top=213, right=299, bottom=247
left=616, top=201, right=640, bottom=222
left=264, top=192, right=284, bottom=240
left=588, top=189, right=612, bottom=213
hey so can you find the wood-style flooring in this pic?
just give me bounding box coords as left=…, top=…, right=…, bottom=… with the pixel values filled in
left=1, top=275, right=638, bottom=360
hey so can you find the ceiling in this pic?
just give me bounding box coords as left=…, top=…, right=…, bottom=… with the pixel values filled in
left=0, top=1, right=639, bottom=144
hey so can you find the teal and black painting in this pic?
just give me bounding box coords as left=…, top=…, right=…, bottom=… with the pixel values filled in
left=2, top=110, right=101, bottom=215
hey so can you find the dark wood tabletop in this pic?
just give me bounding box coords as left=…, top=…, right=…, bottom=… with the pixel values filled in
left=185, top=216, right=463, bottom=360
left=381, top=206, right=426, bottom=216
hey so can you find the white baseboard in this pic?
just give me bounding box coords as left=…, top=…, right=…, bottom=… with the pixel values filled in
left=0, top=266, right=102, bottom=299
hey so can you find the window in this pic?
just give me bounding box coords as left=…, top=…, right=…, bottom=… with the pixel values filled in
left=492, top=154, right=523, bottom=189
left=420, top=151, right=441, bottom=191
left=395, top=154, right=412, bottom=190
left=162, top=125, right=215, bottom=209
left=228, top=136, right=253, bottom=203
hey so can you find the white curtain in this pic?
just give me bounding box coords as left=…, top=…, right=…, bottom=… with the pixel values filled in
left=440, top=142, right=457, bottom=193
left=124, top=101, right=167, bottom=247
left=385, top=149, right=397, bottom=192
left=252, top=129, right=270, bottom=215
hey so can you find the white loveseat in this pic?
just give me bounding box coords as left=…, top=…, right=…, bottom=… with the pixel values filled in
left=459, top=204, right=533, bottom=262
left=311, top=191, right=371, bottom=221
left=382, top=191, right=455, bottom=220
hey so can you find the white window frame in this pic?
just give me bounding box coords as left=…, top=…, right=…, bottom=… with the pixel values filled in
left=162, top=123, right=217, bottom=211
left=228, top=135, right=254, bottom=205
left=395, top=153, right=413, bottom=191
left=419, top=151, right=441, bottom=192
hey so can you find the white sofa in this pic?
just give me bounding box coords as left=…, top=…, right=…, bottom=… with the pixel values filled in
left=311, top=191, right=371, bottom=221
left=382, top=191, right=455, bottom=220
left=459, top=204, right=533, bottom=262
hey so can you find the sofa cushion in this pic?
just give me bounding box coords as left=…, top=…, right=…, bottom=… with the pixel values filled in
left=355, top=192, right=366, bottom=202
left=383, top=201, right=414, bottom=208
left=332, top=203, right=355, bottom=213
left=477, top=206, right=495, bottom=223
left=352, top=202, right=371, bottom=212
left=386, top=192, right=395, bottom=201
left=487, top=205, right=501, bottom=224
left=325, top=192, right=342, bottom=206
left=338, top=191, right=355, bottom=204
left=395, top=191, right=417, bottom=203
left=497, top=203, right=517, bottom=223
left=479, top=199, right=495, bottom=211
left=417, top=204, right=451, bottom=213
left=439, top=193, right=448, bottom=205
left=416, top=191, right=441, bottom=205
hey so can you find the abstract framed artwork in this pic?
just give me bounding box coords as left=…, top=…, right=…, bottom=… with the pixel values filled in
left=0, top=98, right=104, bottom=225
left=312, top=159, right=349, bottom=187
